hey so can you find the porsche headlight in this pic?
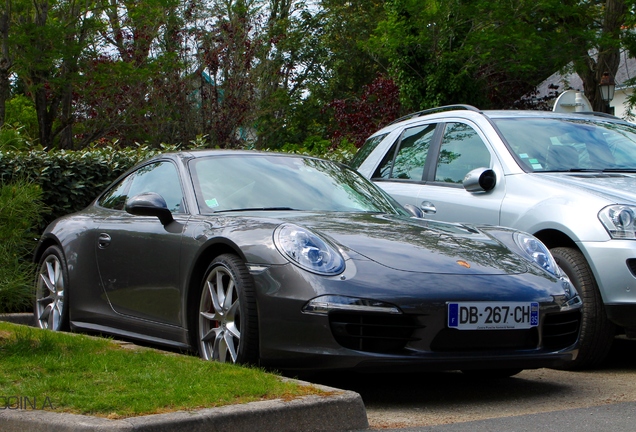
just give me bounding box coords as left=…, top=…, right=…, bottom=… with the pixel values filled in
left=274, top=224, right=345, bottom=275
left=514, top=232, right=560, bottom=276
left=599, top=205, right=636, bottom=239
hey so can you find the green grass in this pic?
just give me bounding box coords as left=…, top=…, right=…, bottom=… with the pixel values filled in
left=0, top=322, right=324, bottom=418
left=0, top=180, right=43, bottom=313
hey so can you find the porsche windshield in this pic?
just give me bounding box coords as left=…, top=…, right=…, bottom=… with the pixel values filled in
left=189, top=154, right=407, bottom=214
left=493, top=117, right=636, bottom=172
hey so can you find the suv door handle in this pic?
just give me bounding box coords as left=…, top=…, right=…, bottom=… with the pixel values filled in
left=98, top=233, right=111, bottom=249
left=420, top=201, right=437, bottom=214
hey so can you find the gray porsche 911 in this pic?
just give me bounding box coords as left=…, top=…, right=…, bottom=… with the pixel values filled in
left=34, top=150, right=581, bottom=375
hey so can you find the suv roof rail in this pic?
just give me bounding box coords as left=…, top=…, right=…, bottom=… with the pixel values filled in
left=387, top=104, right=481, bottom=126
left=576, top=111, right=621, bottom=120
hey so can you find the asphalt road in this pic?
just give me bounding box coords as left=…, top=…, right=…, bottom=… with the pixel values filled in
left=310, top=336, right=636, bottom=430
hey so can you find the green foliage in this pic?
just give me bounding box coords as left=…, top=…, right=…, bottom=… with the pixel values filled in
left=0, top=124, right=35, bottom=151
left=371, top=0, right=576, bottom=110
left=279, top=137, right=358, bottom=164
left=0, top=180, right=42, bottom=313
left=0, top=95, right=38, bottom=150
left=316, top=0, right=389, bottom=100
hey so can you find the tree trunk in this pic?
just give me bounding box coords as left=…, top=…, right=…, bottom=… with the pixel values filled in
left=576, top=0, right=626, bottom=113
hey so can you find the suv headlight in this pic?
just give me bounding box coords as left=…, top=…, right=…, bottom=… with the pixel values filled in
left=599, top=205, right=636, bottom=239
left=274, top=223, right=345, bottom=275
left=513, top=232, right=561, bottom=277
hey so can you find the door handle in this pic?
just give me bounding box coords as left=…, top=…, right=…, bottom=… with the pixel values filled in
left=98, top=233, right=111, bottom=249
left=420, top=201, right=437, bottom=214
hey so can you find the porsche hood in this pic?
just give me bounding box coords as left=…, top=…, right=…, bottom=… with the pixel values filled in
left=281, top=213, right=532, bottom=276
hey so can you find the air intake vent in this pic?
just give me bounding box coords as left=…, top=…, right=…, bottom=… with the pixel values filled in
left=329, top=312, right=423, bottom=353
left=626, top=259, right=636, bottom=278
left=542, top=310, right=580, bottom=350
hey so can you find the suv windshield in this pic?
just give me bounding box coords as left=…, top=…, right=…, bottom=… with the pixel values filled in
left=493, top=117, right=636, bottom=172
left=189, top=154, right=407, bottom=215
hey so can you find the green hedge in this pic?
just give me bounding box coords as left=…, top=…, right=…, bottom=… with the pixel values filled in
left=0, top=144, right=178, bottom=227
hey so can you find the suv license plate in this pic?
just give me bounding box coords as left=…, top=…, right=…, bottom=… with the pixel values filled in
left=447, top=302, right=539, bottom=330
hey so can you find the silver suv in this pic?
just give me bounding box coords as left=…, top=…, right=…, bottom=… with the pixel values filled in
left=353, top=105, right=636, bottom=369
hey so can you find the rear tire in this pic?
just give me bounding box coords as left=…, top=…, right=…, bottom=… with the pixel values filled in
left=550, top=247, right=615, bottom=369
left=196, top=254, right=259, bottom=365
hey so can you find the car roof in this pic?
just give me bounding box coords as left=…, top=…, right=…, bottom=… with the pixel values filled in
left=370, top=105, right=630, bottom=138
left=480, top=110, right=623, bottom=121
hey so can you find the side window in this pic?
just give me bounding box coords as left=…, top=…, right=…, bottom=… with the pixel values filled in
left=434, top=123, right=491, bottom=184
left=372, top=124, right=436, bottom=180
left=98, top=176, right=132, bottom=210
left=98, top=162, right=185, bottom=213
left=127, top=162, right=185, bottom=213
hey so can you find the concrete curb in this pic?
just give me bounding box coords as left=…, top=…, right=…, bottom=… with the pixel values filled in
left=0, top=314, right=369, bottom=431
left=0, top=388, right=368, bottom=432
left=0, top=313, right=35, bottom=326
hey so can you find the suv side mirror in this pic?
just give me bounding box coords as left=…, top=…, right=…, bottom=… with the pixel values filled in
left=463, top=168, right=497, bottom=193
left=403, top=204, right=424, bottom=218
left=125, top=192, right=174, bottom=225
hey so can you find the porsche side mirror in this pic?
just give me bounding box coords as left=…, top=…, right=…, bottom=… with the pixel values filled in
left=125, top=192, right=174, bottom=225
left=463, top=168, right=496, bottom=193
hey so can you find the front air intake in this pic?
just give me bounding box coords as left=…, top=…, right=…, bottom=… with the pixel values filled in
left=542, top=310, right=581, bottom=350
left=329, top=312, right=423, bottom=353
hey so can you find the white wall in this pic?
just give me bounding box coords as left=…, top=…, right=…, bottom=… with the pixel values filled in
left=611, top=87, right=633, bottom=120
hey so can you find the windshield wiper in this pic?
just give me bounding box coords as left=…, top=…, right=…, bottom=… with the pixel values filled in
left=540, top=168, right=601, bottom=173
left=215, top=207, right=298, bottom=213
left=602, top=168, right=636, bottom=173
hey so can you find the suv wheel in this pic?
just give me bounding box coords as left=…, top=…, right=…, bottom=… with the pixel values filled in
left=551, top=247, right=615, bottom=369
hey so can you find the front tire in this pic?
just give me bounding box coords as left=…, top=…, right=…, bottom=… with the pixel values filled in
left=34, top=245, right=70, bottom=331
left=197, top=254, right=259, bottom=364
left=551, top=247, right=615, bottom=369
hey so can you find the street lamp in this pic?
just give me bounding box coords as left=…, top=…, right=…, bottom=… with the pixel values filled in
left=599, top=72, right=616, bottom=114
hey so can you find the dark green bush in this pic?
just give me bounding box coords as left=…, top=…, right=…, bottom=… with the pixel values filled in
left=0, top=181, right=43, bottom=313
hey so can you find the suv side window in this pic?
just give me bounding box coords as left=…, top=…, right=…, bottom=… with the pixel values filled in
left=98, top=161, right=185, bottom=213
left=350, top=133, right=388, bottom=169
left=373, top=124, right=437, bottom=180
left=434, top=122, right=491, bottom=184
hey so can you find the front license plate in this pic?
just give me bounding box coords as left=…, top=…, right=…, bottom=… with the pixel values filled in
left=447, top=302, right=539, bottom=330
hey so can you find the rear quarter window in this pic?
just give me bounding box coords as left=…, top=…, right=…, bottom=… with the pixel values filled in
left=349, top=133, right=388, bottom=169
